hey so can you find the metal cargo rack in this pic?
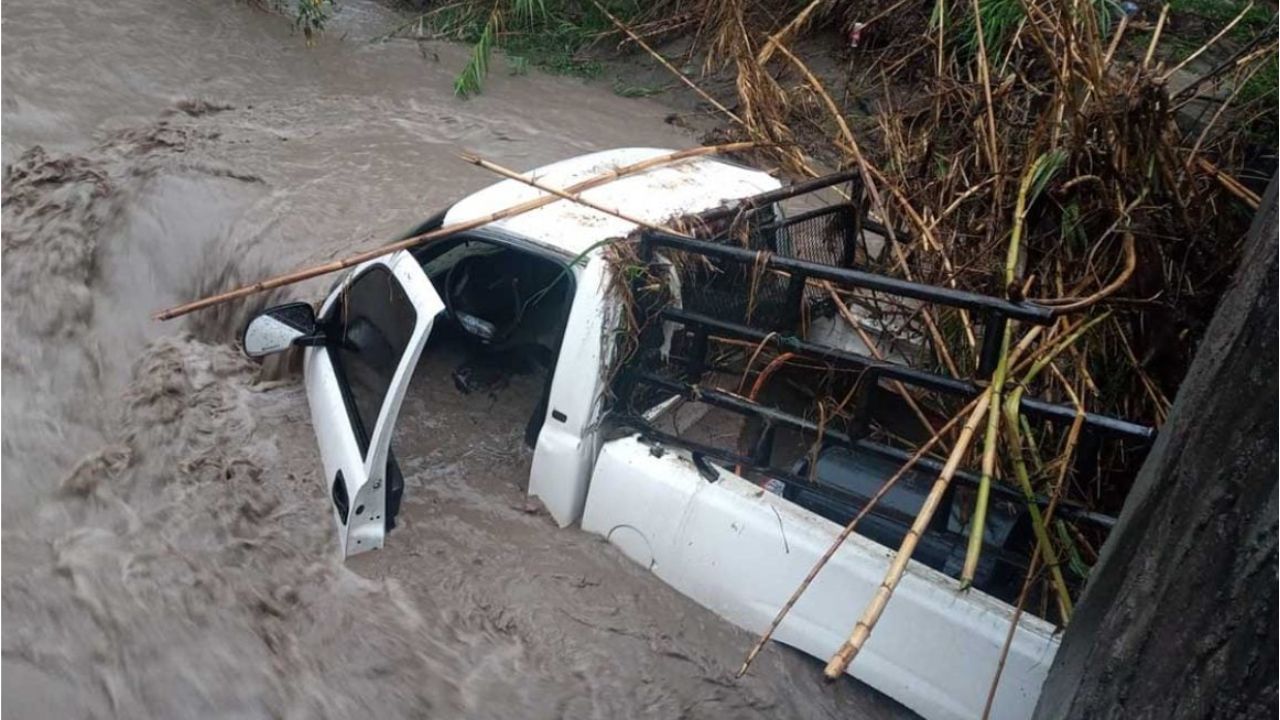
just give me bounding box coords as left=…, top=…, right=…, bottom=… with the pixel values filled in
left=610, top=170, right=1155, bottom=536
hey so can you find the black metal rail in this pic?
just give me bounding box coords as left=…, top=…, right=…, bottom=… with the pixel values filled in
left=661, top=308, right=1154, bottom=442
left=629, top=371, right=1121, bottom=530
left=691, top=168, right=907, bottom=242
left=627, top=370, right=1118, bottom=530
left=615, top=170, right=1154, bottom=539
left=646, top=231, right=1053, bottom=324
left=642, top=229, right=1056, bottom=379
left=693, top=169, right=861, bottom=222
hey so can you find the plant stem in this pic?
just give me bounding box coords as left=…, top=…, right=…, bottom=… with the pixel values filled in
left=825, top=389, right=994, bottom=678
left=961, top=322, right=1010, bottom=585
left=1001, top=312, right=1109, bottom=621
left=1002, top=401, right=1073, bottom=620
left=961, top=149, right=1065, bottom=585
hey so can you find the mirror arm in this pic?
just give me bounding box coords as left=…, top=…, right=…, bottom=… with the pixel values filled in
left=293, top=333, right=331, bottom=348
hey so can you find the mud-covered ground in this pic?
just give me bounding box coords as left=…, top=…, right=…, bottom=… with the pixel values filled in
left=1, top=1, right=913, bottom=717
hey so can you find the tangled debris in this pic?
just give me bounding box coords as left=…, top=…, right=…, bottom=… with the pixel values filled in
left=564, top=0, right=1276, bottom=691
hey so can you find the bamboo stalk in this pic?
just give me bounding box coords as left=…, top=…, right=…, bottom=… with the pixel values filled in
left=823, top=389, right=994, bottom=679
left=590, top=0, right=743, bottom=125
left=153, top=143, right=752, bottom=320
left=737, top=394, right=978, bottom=678
left=1161, top=2, right=1255, bottom=81
left=739, top=323, right=1047, bottom=679
left=998, top=314, right=1108, bottom=622
left=457, top=153, right=686, bottom=236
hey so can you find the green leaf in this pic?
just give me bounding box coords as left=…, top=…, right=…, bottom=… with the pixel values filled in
left=454, top=7, right=500, bottom=98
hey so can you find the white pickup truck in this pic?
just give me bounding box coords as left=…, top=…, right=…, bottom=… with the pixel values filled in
left=242, top=148, right=1138, bottom=720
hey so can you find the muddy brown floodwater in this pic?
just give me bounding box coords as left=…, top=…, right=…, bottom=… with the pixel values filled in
left=1, top=2, right=914, bottom=718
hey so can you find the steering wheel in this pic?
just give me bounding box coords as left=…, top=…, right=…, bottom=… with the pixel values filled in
left=442, top=254, right=521, bottom=346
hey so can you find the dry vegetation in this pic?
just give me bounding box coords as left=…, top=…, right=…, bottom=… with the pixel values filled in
left=580, top=0, right=1275, bottom=684
left=650, top=0, right=1273, bottom=421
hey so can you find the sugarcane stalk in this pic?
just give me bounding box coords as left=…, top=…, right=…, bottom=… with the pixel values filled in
left=1000, top=313, right=1110, bottom=622
left=737, top=394, right=976, bottom=678
left=457, top=153, right=686, bottom=236
left=824, top=388, right=993, bottom=679
left=960, top=150, right=1064, bottom=585
left=747, top=325, right=1049, bottom=680
left=153, top=142, right=755, bottom=320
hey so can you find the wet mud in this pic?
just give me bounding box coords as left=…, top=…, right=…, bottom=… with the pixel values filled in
left=2, top=1, right=911, bottom=717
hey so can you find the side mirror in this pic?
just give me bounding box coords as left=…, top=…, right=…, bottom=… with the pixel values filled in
left=242, top=302, right=317, bottom=358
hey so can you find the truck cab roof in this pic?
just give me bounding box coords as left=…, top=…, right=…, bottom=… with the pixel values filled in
left=441, top=147, right=781, bottom=259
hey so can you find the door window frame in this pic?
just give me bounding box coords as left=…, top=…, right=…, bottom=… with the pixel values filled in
left=322, top=263, right=419, bottom=458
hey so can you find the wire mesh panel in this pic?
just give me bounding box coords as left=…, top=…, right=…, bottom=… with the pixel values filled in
left=770, top=204, right=858, bottom=267
left=673, top=254, right=795, bottom=330
left=667, top=203, right=860, bottom=331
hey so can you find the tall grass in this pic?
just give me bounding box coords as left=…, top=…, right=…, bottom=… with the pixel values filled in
left=255, top=0, right=334, bottom=42
left=401, top=0, right=646, bottom=97
left=959, top=0, right=1025, bottom=59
